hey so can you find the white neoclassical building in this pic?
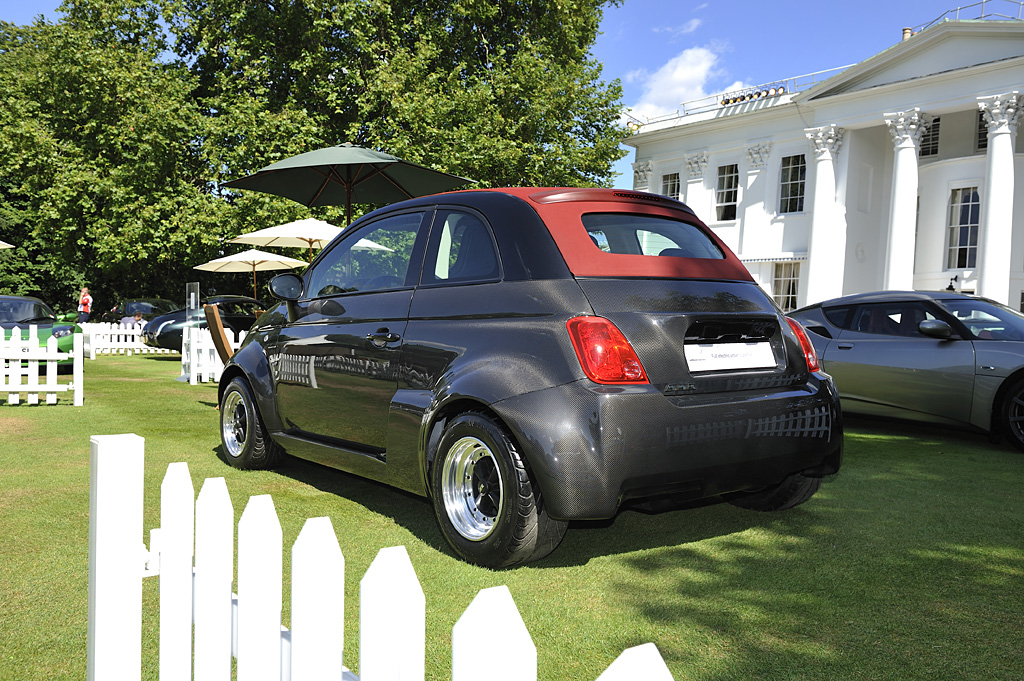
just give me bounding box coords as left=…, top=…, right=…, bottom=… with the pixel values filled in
left=624, top=17, right=1023, bottom=311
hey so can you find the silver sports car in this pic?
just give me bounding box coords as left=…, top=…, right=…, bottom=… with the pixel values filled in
left=790, top=290, right=1024, bottom=451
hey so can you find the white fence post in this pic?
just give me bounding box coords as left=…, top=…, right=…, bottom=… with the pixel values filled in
left=85, top=439, right=677, bottom=681
left=360, top=546, right=425, bottom=681
left=87, top=434, right=146, bottom=681
left=159, top=463, right=195, bottom=681
left=237, top=495, right=283, bottom=681
left=194, top=477, right=234, bottom=681
left=453, top=586, right=535, bottom=681
left=596, top=643, right=675, bottom=681
left=72, top=331, right=84, bottom=406
left=0, top=325, right=84, bottom=405
left=291, top=517, right=345, bottom=681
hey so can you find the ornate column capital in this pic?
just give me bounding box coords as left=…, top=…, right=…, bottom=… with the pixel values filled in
left=632, top=160, right=653, bottom=191
left=746, top=143, right=771, bottom=169
left=978, top=91, right=1022, bottom=135
left=686, top=152, right=708, bottom=179
left=805, top=125, right=844, bottom=159
left=884, top=109, right=931, bottom=150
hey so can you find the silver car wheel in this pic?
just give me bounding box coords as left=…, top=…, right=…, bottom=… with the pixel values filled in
left=221, top=389, right=250, bottom=459
left=441, top=436, right=504, bottom=541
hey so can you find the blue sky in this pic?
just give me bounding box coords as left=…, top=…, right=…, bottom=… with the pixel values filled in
left=3, top=0, right=977, bottom=186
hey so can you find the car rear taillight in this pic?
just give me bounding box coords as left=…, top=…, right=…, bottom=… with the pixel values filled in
left=566, top=316, right=648, bottom=384
left=786, top=317, right=821, bottom=373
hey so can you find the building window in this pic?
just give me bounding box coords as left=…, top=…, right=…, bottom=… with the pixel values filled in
left=661, top=173, right=680, bottom=200
left=976, top=110, right=988, bottom=151
left=946, top=187, right=980, bottom=269
left=715, top=164, right=739, bottom=221
left=773, top=262, right=800, bottom=312
left=779, top=155, right=806, bottom=213
left=919, top=116, right=940, bottom=156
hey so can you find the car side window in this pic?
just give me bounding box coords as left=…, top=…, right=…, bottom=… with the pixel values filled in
left=822, top=305, right=852, bottom=329
left=421, top=210, right=500, bottom=285
left=306, top=212, right=426, bottom=298
left=852, top=303, right=936, bottom=337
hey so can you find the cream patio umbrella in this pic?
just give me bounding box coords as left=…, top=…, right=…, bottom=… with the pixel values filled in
left=194, top=249, right=308, bottom=300
left=228, top=218, right=343, bottom=261
left=0, top=240, right=13, bottom=249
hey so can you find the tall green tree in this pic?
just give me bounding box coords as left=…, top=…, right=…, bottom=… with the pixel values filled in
left=0, top=0, right=625, bottom=305
left=169, top=0, right=625, bottom=186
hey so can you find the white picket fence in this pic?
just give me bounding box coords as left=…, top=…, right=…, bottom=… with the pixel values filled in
left=81, top=321, right=175, bottom=359
left=87, top=434, right=675, bottom=681
left=0, top=325, right=83, bottom=405
left=181, top=325, right=247, bottom=385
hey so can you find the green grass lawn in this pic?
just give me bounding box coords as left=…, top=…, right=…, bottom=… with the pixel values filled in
left=2, top=354, right=1022, bottom=680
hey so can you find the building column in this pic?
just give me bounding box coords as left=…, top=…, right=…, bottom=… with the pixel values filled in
left=804, top=125, right=845, bottom=303
left=741, top=142, right=771, bottom=258
left=683, top=151, right=709, bottom=216
left=631, top=160, right=653, bottom=191
left=977, top=92, right=1021, bottom=305
left=883, top=109, right=930, bottom=290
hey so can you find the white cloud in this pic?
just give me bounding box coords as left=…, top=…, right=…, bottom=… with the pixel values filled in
left=626, top=46, right=749, bottom=121
left=653, top=19, right=702, bottom=37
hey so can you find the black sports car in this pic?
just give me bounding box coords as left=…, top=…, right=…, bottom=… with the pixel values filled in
left=216, top=187, right=843, bottom=567
left=99, top=298, right=178, bottom=323
left=142, top=295, right=264, bottom=352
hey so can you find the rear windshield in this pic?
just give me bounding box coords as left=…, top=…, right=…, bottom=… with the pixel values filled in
left=582, top=214, right=723, bottom=260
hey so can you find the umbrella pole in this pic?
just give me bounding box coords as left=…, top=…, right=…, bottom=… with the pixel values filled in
left=252, top=267, right=258, bottom=300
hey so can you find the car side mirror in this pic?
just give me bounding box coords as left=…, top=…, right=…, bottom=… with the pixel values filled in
left=269, top=273, right=303, bottom=323
left=269, top=273, right=303, bottom=301
left=919, top=319, right=953, bottom=339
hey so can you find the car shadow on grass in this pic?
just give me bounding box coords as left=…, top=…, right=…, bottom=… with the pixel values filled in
left=214, top=443, right=777, bottom=568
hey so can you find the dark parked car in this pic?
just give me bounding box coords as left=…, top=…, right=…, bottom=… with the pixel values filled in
left=141, top=295, right=264, bottom=352
left=0, top=295, right=81, bottom=370
left=99, top=298, right=178, bottom=323
left=790, top=290, right=1024, bottom=451
left=216, top=188, right=843, bottom=567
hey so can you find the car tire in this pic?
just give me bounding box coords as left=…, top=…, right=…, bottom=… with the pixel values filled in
left=219, top=377, right=283, bottom=470
left=1000, top=377, right=1024, bottom=453
left=430, top=412, right=567, bottom=569
left=727, top=473, right=822, bottom=512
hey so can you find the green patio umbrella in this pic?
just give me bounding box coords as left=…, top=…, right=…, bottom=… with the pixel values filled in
left=222, top=143, right=472, bottom=225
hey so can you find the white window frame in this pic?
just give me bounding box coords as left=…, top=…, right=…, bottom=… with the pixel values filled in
left=778, top=154, right=806, bottom=214
left=661, top=172, right=680, bottom=200
left=715, top=163, right=739, bottom=221
left=920, top=116, right=940, bottom=157
left=772, top=262, right=800, bottom=312
left=946, top=186, right=981, bottom=270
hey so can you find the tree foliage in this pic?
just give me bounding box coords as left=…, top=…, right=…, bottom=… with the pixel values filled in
left=0, top=0, right=624, bottom=308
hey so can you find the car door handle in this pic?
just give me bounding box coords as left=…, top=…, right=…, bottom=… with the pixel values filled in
left=367, top=329, right=401, bottom=347
left=837, top=343, right=854, bottom=350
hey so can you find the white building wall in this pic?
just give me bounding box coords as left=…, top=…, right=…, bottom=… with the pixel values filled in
left=626, top=20, right=1024, bottom=309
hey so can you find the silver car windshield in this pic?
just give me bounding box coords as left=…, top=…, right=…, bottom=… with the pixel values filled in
left=939, top=299, right=1024, bottom=340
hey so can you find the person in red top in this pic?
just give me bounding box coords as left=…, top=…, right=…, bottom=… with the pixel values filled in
left=78, top=287, right=93, bottom=322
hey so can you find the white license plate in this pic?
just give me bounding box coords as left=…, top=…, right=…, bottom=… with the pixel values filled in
left=684, top=342, right=776, bottom=372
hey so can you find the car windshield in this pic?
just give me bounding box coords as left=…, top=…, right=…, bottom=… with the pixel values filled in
left=939, top=298, right=1024, bottom=340
left=0, top=300, right=56, bottom=324
left=582, top=214, right=724, bottom=260
left=218, top=301, right=260, bottom=316
left=126, top=300, right=175, bottom=315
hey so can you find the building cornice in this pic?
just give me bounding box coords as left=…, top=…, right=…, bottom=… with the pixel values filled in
left=795, top=21, right=1024, bottom=103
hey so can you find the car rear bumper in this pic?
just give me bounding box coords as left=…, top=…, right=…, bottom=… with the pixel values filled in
left=493, top=374, right=843, bottom=520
